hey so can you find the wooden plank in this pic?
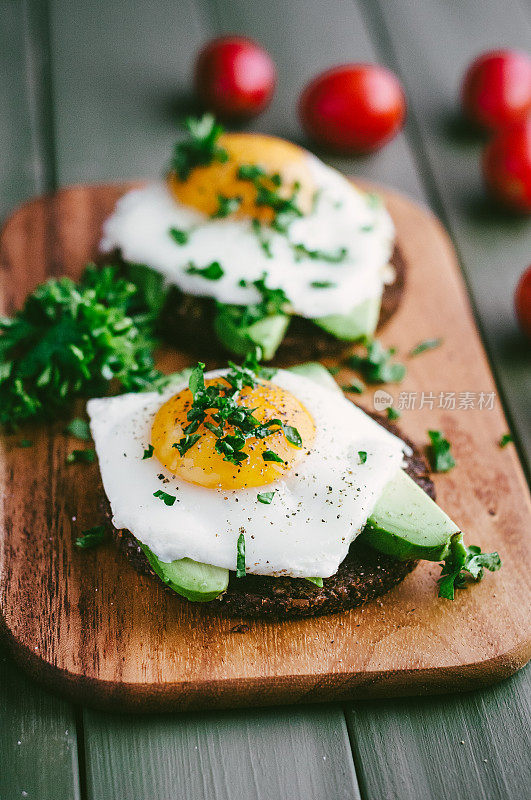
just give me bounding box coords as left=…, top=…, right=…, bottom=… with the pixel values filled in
left=0, top=649, right=81, bottom=800
left=83, top=704, right=359, bottom=800
left=347, top=663, right=531, bottom=800
left=1, top=181, right=529, bottom=712
left=362, top=0, right=531, bottom=470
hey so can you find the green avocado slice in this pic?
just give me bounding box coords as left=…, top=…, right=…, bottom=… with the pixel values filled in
left=213, top=305, right=290, bottom=361
left=313, top=294, right=381, bottom=341
left=139, top=543, right=229, bottom=602
left=359, top=468, right=460, bottom=561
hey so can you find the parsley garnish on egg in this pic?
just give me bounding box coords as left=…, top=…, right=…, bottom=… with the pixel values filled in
left=212, top=194, right=243, bottom=218
left=171, top=114, right=228, bottom=181
left=257, top=491, right=275, bottom=504
left=185, top=261, right=224, bottom=281
left=153, top=489, right=177, bottom=506
left=169, top=227, right=190, bottom=245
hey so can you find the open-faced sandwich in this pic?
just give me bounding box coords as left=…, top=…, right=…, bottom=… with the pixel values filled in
left=87, top=355, right=500, bottom=617
left=100, top=116, right=402, bottom=363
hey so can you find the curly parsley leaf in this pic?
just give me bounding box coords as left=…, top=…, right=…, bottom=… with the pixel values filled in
left=169, top=227, right=190, bottom=245
left=499, top=433, right=513, bottom=448
left=427, top=429, right=456, bottom=473
left=386, top=406, right=401, bottom=421
left=409, top=337, right=443, bottom=357
left=212, top=194, right=242, bottom=218
left=236, top=532, right=246, bottom=578
left=170, top=114, right=228, bottom=181
left=438, top=533, right=501, bottom=600
left=348, top=339, right=406, bottom=384
left=0, top=264, right=166, bottom=429
left=153, top=489, right=176, bottom=506
left=173, top=433, right=201, bottom=456
left=75, top=525, right=106, bottom=549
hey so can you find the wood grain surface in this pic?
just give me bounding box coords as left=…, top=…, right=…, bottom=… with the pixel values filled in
left=0, top=182, right=530, bottom=712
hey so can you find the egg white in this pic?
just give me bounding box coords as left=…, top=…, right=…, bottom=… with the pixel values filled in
left=100, top=156, right=395, bottom=319
left=87, top=369, right=407, bottom=578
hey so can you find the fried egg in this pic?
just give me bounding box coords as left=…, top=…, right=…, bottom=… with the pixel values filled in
left=100, top=133, right=395, bottom=319
left=87, top=368, right=407, bottom=578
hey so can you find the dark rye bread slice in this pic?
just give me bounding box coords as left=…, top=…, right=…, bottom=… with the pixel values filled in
left=106, top=244, right=405, bottom=367
left=112, top=410, right=434, bottom=619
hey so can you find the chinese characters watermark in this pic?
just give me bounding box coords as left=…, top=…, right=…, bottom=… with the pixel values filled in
left=373, top=389, right=497, bottom=412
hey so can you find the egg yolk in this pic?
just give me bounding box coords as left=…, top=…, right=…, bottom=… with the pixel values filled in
left=167, top=133, right=316, bottom=223
left=151, top=378, right=315, bottom=490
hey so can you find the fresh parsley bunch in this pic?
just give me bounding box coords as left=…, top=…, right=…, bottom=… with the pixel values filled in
left=439, top=532, right=501, bottom=599
left=0, top=263, right=166, bottom=428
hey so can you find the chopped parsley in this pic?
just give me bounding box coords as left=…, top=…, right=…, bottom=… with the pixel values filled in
left=153, top=489, right=176, bottom=506
left=75, top=525, right=106, bottom=549
left=236, top=532, right=246, bottom=578
left=499, top=433, right=513, bottom=448
left=186, top=261, right=224, bottom=281
left=342, top=380, right=364, bottom=394
left=173, top=433, right=201, bottom=456
left=251, top=219, right=273, bottom=258
left=438, top=532, right=501, bottom=600
left=212, top=194, right=242, bottom=218
left=236, top=163, right=303, bottom=233
left=169, top=227, right=190, bottom=245
left=143, top=444, right=154, bottom=459
left=358, top=450, right=368, bottom=464
left=66, top=449, right=96, bottom=464
left=310, top=281, right=337, bottom=289
left=176, top=356, right=293, bottom=467
left=360, top=224, right=374, bottom=233
left=230, top=274, right=290, bottom=329
left=262, top=450, right=284, bottom=463
left=0, top=263, right=167, bottom=429
left=348, top=339, right=406, bottom=384
left=427, top=430, right=456, bottom=473
left=409, top=338, right=443, bottom=357
left=170, top=114, right=228, bottom=181
left=257, top=491, right=275, bottom=504
left=292, top=243, right=348, bottom=263
left=327, top=366, right=340, bottom=376
left=17, top=439, right=33, bottom=448
left=366, top=193, right=381, bottom=209
left=65, top=418, right=91, bottom=440
left=386, top=406, right=401, bottom=421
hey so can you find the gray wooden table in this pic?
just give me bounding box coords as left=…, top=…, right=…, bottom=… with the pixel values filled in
left=1, top=1, right=530, bottom=798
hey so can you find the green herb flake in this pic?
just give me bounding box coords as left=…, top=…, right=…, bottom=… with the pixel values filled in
left=169, top=227, right=190, bottom=245
left=143, top=444, right=154, bottom=459
left=75, top=525, right=106, bottom=550
left=342, top=380, right=364, bottom=394
left=66, top=449, right=96, bottom=464
left=236, top=532, right=246, bottom=578
left=282, top=424, right=302, bottom=448
left=262, top=450, right=284, bottom=463
left=409, top=337, right=443, bottom=357
left=499, top=433, right=513, bottom=448
left=153, top=489, right=177, bottom=506
left=360, top=224, right=374, bottom=232
left=327, top=366, right=340, bottom=376
left=438, top=532, right=501, bottom=600
left=251, top=219, right=273, bottom=258
left=64, top=418, right=91, bottom=440
left=186, top=261, right=224, bottom=281
left=310, top=281, right=337, bottom=289
left=173, top=433, right=201, bottom=457
left=366, top=192, right=381, bottom=209
left=427, top=430, right=456, bottom=473
left=386, top=406, right=401, bottom=421
left=293, top=243, right=348, bottom=264
left=257, top=491, right=275, bottom=504
left=358, top=450, right=368, bottom=464
left=171, top=114, right=228, bottom=181
left=212, top=194, right=242, bottom=218
left=17, top=439, right=33, bottom=448
left=348, top=339, right=406, bottom=384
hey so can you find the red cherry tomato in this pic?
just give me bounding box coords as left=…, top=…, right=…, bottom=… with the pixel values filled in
left=482, top=118, right=531, bottom=213
left=461, top=50, right=531, bottom=130
left=515, top=265, right=531, bottom=339
left=194, top=36, right=276, bottom=120
left=298, top=64, right=406, bottom=154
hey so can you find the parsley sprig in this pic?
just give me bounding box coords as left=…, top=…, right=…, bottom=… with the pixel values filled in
left=427, top=430, right=456, bottom=473
left=438, top=533, right=501, bottom=599
left=174, top=355, right=299, bottom=467
left=237, top=164, right=303, bottom=233
left=0, top=264, right=166, bottom=428
left=171, top=114, right=228, bottom=181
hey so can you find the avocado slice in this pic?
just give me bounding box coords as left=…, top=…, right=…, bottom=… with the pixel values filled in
left=314, top=294, right=381, bottom=341
left=139, top=543, right=229, bottom=602
left=359, top=468, right=460, bottom=561
left=287, top=362, right=342, bottom=394
left=214, top=305, right=290, bottom=361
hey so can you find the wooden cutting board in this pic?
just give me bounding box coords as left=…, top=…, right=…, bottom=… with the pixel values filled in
left=1, top=183, right=530, bottom=712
